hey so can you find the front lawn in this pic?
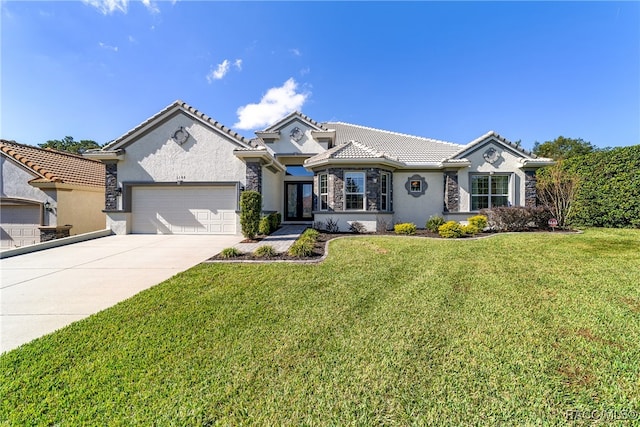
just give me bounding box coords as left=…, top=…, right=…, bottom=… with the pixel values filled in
left=2, top=229, right=639, bottom=425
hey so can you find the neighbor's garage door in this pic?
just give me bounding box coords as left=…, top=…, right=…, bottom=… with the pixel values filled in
left=1, top=205, right=41, bottom=249
left=131, top=186, right=237, bottom=234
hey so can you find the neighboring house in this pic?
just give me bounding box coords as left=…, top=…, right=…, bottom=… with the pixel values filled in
left=0, top=140, right=106, bottom=249
left=85, top=100, right=554, bottom=235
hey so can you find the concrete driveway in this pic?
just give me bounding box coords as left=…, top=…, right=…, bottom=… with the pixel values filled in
left=0, top=234, right=242, bottom=353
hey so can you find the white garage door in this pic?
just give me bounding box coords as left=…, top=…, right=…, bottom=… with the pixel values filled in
left=131, top=186, right=237, bottom=234
left=1, top=205, right=41, bottom=249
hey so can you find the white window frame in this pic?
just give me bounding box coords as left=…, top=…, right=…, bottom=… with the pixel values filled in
left=380, top=172, right=391, bottom=211
left=470, top=174, right=511, bottom=211
left=344, top=171, right=366, bottom=211
left=318, top=173, right=328, bottom=211
left=409, top=179, right=422, bottom=193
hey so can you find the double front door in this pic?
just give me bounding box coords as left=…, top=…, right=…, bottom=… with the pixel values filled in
left=285, top=182, right=313, bottom=221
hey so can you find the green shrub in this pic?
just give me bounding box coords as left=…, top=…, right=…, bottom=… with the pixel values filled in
left=302, top=228, right=320, bottom=239
left=394, top=223, right=417, bottom=235
left=268, top=213, right=279, bottom=232
left=461, top=224, right=479, bottom=236
left=467, top=215, right=487, bottom=231
left=219, top=247, right=242, bottom=258
left=259, top=216, right=272, bottom=236
left=438, top=221, right=463, bottom=238
left=254, top=245, right=277, bottom=258
left=240, top=191, right=262, bottom=240
left=426, top=215, right=445, bottom=233
left=562, top=146, right=640, bottom=228
left=288, top=236, right=315, bottom=257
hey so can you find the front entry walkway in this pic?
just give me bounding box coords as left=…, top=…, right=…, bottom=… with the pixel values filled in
left=233, top=225, right=308, bottom=253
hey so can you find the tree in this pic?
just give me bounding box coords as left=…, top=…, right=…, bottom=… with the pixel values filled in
left=536, top=161, right=580, bottom=228
left=39, top=136, right=101, bottom=154
left=532, top=136, right=595, bottom=160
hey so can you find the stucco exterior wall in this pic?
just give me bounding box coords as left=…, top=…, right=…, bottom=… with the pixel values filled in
left=457, top=141, right=527, bottom=212
left=56, top=187, right=106, bottom=235
left=262, top=168, right=283, bottom=213
left=392, top=171, right=444, bottom=227
left=264, top=121, right=326, bottom=155
left=117, top=113, right=246, bottom=185
left=1, top=157, right=48, bottom=203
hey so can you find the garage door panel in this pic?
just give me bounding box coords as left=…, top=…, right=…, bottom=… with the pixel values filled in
left=131, top=186, right=237, bottom=235
left=1, top=205, right=41, bottom=249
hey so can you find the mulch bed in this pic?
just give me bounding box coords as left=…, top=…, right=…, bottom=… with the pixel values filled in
left=208, top=228, right=576, bottom=262
left=208, top=229, right=498, bottom=262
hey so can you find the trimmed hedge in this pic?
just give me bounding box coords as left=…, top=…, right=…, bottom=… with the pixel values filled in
left=240, top=191, right=261, bottom=239
left=394, top=223, right=417, bottom=235
left=563, top=146, right=640, bottom=228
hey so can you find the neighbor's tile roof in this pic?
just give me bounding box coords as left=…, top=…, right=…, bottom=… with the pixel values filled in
left=0, top=140, right=105, bottom=188
left=322, top=122, right=464, bottom=163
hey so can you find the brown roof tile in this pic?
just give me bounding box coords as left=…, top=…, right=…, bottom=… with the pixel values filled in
left=0, top=140, right=105, bottom=188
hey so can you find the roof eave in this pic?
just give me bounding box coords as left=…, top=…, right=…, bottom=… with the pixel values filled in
left=304, top=157, right=403, bottom=170
left=83, top=150, right=125, bottom=161
left=233, top=149, right=286, bottom=173
left=518, top=158, right=555, bottom=168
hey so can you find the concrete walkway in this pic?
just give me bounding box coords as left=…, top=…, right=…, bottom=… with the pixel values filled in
left=0, top=234, right=242, bottom=353
left=233, top=225, right=308, bottom=253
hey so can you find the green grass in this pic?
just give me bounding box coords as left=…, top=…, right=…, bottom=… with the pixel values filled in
left=2, top=229, right=640, bottom=425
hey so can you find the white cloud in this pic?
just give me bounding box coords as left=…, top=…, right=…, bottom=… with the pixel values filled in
left=300, top=67, right=310, bottom=76
left=207, top=60, right=230, bottom=82
left=141, top=0, right=160, bottom=14
left=99, top=42, right=119, bottom=52
left=206, top=58, right=242, bottom=83
left=290, top=48, right=301, bottom=56
left=82, top=0, right=159, bottom=15
left=82, top=0, right=128, bottom=14
left=234, top=78, right=310, bottom=130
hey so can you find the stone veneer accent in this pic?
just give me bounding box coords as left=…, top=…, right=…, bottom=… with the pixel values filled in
left=39, top=225, right=72, bottom=242
left=329, top=168, right=344, bottom=211
left=524, top=170, right=537, bottom=207
left=245, top=161, right=262, bottom=193
left=105, top=162, right=118, bottom=210
left=443, top=172, right=459, bottom=212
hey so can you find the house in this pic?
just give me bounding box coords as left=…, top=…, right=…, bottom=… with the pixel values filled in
left=0, top=140, right=106, bottom=249
left=85, top=100, right=554, bottom=235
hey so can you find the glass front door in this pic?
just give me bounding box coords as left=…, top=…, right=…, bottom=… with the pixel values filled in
left=285, top=182, right=313, bottom=221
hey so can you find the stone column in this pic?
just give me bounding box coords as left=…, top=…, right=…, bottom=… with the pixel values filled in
left=366, top=168, right=380, bottom=211
left=105, top=162, right=118, bottom=210
left=245, top=161, right=262, bottom=193
left=444, top=172, right=459, bottom=212
left=330, top=168, right=344, bottom=211
left=524, top=170, right=537, bottom=207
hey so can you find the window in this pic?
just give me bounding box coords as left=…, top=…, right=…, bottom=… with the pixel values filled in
left=410, top=180, right=422, bottom=193
left=381, top=172, right=390, bottom=211
left=471, top=174, right=510, bottom=210
left=344, top=172, right=365, bottom=210
left=319, top=173, right=328, bottom=210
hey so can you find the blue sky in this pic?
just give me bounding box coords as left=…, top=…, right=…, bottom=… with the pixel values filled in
left=1, top=1, right=638, bottom=151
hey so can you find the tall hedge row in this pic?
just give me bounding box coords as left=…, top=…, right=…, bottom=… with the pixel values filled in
left=563, top=145, right=640, bottom=228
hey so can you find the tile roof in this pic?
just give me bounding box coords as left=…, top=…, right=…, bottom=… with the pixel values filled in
left=262, top=111, right=329, bottom=132
left=452, top=130, right=540, bottom=159
left=309, top=140, right=399, bottom=163
left=103, top=100, right=250, bottom=150
left=0, top=140, right=105, bottom=188
left=321, top=122, right=464, bottom=164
